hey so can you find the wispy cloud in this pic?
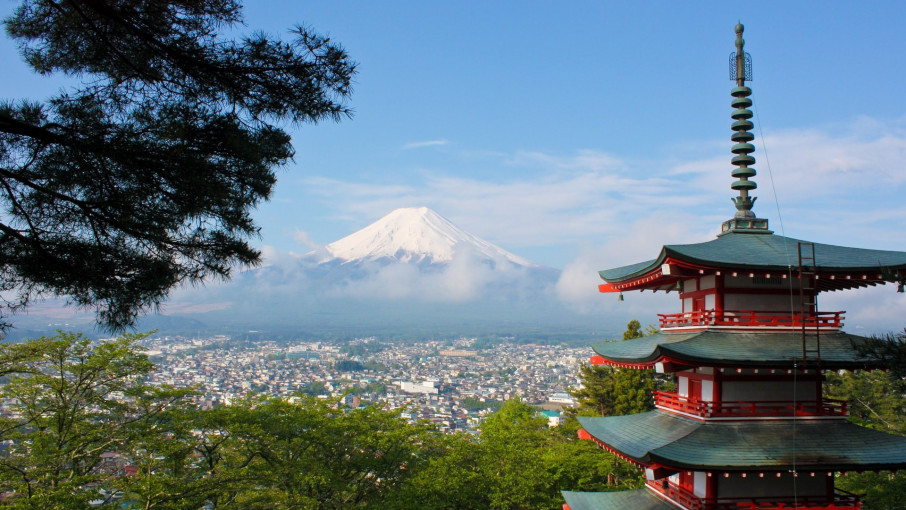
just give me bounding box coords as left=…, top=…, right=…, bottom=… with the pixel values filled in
left=506, top=149, right=625, bottom=172
left=401, top=139, right=450, bottom=150
left=292, top=229, right=323, bottom=250
left=281, top=116, right=906, bottom=330
left=308, top=116, right=906, bottom=258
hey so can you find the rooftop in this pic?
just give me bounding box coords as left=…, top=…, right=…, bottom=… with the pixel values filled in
left=598, top=232, right=906, bottom=293
left=579, top=411, right=906, bottom=471
left=590, top=330, right=879, bottom=370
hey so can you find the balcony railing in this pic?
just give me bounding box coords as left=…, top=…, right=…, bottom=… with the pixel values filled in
left=647, top=479, right=861, bottom=510
left=658, top=310, right=843, bottom=330
left=654, top=391, right=849, bottom=419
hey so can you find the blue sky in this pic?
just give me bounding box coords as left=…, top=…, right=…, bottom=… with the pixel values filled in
left=4, top=2, right=906, bottom=331
left=248, top=1, right=906, bottom=267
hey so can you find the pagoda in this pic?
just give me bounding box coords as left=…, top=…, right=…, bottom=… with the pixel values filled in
left=562, top=24, right=906, bottom=510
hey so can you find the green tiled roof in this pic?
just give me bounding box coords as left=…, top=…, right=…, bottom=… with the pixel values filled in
left=591, top=330, right=879, bottom=369
left=599, top=232, right=906, bottom=282
left=561, top=489, right=675, bottom=510
left=580, top=411, right=906, bottom=471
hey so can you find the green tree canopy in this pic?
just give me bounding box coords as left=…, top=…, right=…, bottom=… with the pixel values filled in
left=0, top=334, right=654, bottom=509
left=0, top=0, right=355, bottom=330
left=569, top=320, right=662, bottom=417
left=388, top=397, right=644, bottom=510
left=825, top=366, right=906, bottom=509
left=0, top=332, right=192, bottom=508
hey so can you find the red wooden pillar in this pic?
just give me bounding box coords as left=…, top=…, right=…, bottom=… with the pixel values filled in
left=712, top=370, right=723, bottom=405
left=706, top=472, right=718, bottom=506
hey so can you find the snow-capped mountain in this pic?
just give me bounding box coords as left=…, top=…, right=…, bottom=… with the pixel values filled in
left=323, top=207, right=537, bottom=267
left=10, top=207, right=619, bottom=339
left=112, top=205, right=622, bottom=338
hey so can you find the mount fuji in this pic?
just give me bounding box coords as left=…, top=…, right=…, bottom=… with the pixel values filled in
left=322, top=207, right=536, bottom=268
left=287, top=207, right=560, bottom=303
left=139, top=206, right=613, bottom=336
left=10, top=207, right=613, bottom=340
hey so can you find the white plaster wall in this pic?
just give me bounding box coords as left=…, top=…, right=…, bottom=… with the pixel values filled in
left=705, top=293, right=716, bottom=309
left=694, top=472, right=707, bottom=498
left=700, top=275, right=716, bottom=290
left=701, top=380, right=713, bottom=401
left=678, top=376, right=689, bottom=398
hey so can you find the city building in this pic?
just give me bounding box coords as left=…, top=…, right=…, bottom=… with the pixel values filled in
left=563, top=24, right=906, bottom=510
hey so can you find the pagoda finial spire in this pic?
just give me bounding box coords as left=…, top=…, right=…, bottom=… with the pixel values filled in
left=721, top=23, right=771, bottom=235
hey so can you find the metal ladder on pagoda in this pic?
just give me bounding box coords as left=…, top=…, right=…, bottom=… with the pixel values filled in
left=798, top=242, right=821, bottom=363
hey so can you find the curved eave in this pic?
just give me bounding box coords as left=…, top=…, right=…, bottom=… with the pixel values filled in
left=599, top=256, right=663, bottom=283
left=580, top=411, right=906, bottom=472
left=590, top=330, right=883, bottom=370
left=598, top=233, right=906, bottom=292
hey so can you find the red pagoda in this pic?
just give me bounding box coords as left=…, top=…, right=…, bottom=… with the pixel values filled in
left=563, top=24, right=906, bottom=510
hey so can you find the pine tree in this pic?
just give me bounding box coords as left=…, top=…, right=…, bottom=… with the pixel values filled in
left=0, top=1, right=355, bottom=330
left=570, top=320, right=660, bottom=417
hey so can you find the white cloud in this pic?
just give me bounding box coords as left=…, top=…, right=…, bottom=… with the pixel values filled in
left=556, top=249, right=605, bottom=307
left=315, top=245, right=522, bottom=303
left=506, top=149, right=624, bottom=172
left=167, top=115, right=906, bottom=331
left=292, top=229, right=320, bottom=249
left=820, top=285, right=906, bottom=334
left=402, top=139, right=450, bottom=150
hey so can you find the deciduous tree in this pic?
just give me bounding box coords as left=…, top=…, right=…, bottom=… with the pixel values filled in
left=0, top=332, right=191, bottom=508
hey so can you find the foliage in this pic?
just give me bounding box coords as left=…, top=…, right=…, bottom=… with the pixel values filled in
left=542, top=438, right=644, bottom=495
left=824, top=354, right=906, bottom=509
left=0, top=1, right=355, bottom=330
left=339, top=343, right=385, bottom=357
left=825, top=369, right=906, bottom=435
left=0, top=332, right=192, bottom=508
left=623, top=319, right=645, bottom=339
left=299, top=380, right=328, bottom=396
left=0, top=333, right=438, bottom=508
left=570, top=363, right=657, bottom=417
left=206, top=396, right=431, bottom=508
left=852, top=329, right=906, bottom=378
left=460, top=396, right=503, bottom=411
left=345, top=381, right=386, bottom=397
left=480, top=398, right=561, bottom=509
left=835, top=471, right=906, bottom=510
left=569, top=320, right=663, bottom=417
left=334, top=359, right=365, bottom=372
left=389, top=397, right=643, bottom=509
left=0, top=331, right=659, bottom=509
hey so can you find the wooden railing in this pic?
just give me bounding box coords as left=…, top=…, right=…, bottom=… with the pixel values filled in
left=658, top=310, right=843, bottom=330
left=654, top=392, right=848, bottom=418
left=647, top=479, right=861, bottom=510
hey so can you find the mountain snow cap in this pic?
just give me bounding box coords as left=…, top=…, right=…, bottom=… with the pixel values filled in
left=325, top=207, right=537, bottom=267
